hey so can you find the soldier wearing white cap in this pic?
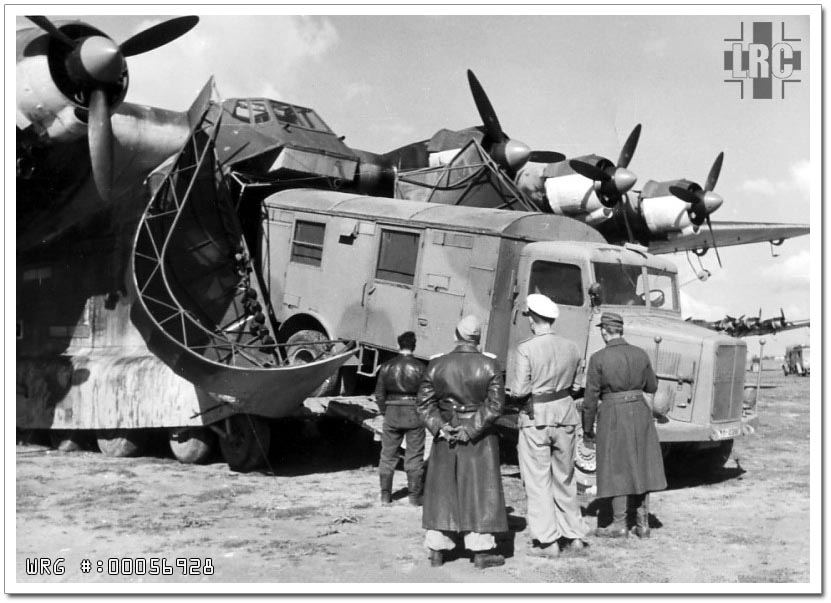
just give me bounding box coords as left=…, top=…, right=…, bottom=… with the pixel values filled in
left=416, top=315, right=508, bottom=570
left=506, top=294, right=589, bottom=557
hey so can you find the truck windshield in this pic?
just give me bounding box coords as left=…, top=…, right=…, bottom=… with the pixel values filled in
left=593, top=262, right=679, bottom=310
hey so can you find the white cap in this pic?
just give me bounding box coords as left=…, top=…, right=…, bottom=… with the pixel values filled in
left=525, top=293, right=559, bottom=320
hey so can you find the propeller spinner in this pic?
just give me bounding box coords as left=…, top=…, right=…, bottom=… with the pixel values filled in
left=669, top=152, right=725, bottom=266
left=466, top=70, right=564, bottom=174
left=568, top=123, right=642, bottom=208
left=26, top=15, right=199, bottom=201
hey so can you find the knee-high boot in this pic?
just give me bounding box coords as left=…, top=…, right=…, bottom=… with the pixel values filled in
left=633, top=493, right=651, bottom=538
left=595, top=496, right=628, bottom=538
left=407, top=470, right=423, bottom=506
left=379, top=471, right=393, bottom=504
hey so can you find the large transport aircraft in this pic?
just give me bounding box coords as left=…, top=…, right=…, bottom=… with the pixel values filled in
left=16, top=16, right=804, bottom=472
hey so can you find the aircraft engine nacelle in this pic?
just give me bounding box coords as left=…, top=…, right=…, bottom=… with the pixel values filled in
left=639, top=179, right=695, bottom=235
left=352, top=149, right=397, bottom=197
left=16, top=22, right=128, bottom=145
left=534, top=159, right=611, bottom=225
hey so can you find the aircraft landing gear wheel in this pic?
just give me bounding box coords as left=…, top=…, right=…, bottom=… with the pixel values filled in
left=219, top=414, right=271, bottom=472
left=50, top=430, right=87, bottom=452
left=169, top=427, right=215, bottom=464
left=285, top=329, right=340, bottom=396
left=96, top=429, right=145, bottom=457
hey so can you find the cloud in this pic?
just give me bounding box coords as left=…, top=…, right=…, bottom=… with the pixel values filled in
left=680, top=290, right=726, bottom=320
left=124, top=16, right=339, bottom=110
left=760, top=249, right=811, bottom=288
left=738, top=159, right=811, bottom=196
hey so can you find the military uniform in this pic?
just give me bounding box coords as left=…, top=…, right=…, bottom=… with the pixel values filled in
left=375, top=351, right=426, bottom=505
left=583, top=312, right=667, bottom=537
left=509, top=329, right=589, bottom=547
left=416, top=318, right=508, bottom=567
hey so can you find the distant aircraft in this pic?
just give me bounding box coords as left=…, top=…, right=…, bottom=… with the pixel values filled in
left=686, top=309, right=810, bottom=338
left=386, top=69, right=810, bottom=262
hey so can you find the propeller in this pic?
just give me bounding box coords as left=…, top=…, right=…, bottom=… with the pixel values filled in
left=669, top=152, right=725, bottom=267
left=466, top=70, right=564, bottom=174
left=568, top=123, right=642, bottom=207
left=26, top=15, right=199, bottom=201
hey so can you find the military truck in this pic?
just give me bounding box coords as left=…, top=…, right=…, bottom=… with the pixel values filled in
left=783, top=344, right=810, bottom=376
left=261, top=189, right=757, bottom=472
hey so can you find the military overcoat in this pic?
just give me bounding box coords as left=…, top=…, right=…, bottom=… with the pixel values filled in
left=582, top=338, right=667, bottom=498
left=416, top=343, right=508, bottom=534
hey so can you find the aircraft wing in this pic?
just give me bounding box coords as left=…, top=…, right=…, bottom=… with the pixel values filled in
left=647, top=221, right=809, bottom=255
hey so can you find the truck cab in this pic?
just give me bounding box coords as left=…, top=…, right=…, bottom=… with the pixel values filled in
left=509, top=241, right=752, bottom=444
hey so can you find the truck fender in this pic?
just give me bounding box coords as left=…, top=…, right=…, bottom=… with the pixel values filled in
left=277, top=309, right=336, bottom=342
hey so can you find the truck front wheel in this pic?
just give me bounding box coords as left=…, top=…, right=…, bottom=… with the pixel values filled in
left=285, top=329, right=340, bottom=396
left=696, top=439, right=734, bottom=471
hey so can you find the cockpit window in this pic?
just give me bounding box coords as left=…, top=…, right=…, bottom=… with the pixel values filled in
left=232, top=100, right=252, bottom=122
left=270, top=101, right=332, bottom=133
left=250, top=101, right=269, bottom=123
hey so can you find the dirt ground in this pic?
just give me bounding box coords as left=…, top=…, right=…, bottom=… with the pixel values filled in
left=13, top=370, right=813, bottom=590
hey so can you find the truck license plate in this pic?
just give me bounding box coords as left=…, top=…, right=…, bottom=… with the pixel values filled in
left=714, top=425, right=741, bottom=439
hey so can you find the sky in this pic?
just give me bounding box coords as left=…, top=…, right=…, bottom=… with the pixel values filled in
left=13, top=7, right=817, bottom=356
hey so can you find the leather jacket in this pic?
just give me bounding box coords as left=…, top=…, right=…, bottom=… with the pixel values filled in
left=374, top=353, right=426, bottom=414
left=416, top=343, right=505, bottom=441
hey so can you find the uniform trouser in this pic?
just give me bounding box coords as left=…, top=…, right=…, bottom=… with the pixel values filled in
left=610, top=493, right=649, bottom=525
left=378, top=405, right=425, bottom=478
left=517, top=417, right=589, bottom=544
left=425, top=530, right=495, bottom=552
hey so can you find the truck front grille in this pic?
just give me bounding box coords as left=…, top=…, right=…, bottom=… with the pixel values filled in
left=711, top=344, right=746, bottom=422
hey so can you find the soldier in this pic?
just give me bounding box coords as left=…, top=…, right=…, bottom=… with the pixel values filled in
left=374, top=331, right=427, bottom=506
left=582, top=312, right=667, bottom=538
left=507, top=294, right=589, bottom=557
left=416, top=315, right=508, bottom=569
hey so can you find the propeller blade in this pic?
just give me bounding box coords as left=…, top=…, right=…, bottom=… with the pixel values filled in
left=570, top=159, right=611, bottom=182
left=528, top=150, right=565, bottom=164
left=706, top=216, right=722, bottom=268
left=26, top=15, right=75, bottom=46
left=617, top=123, right=642, bottom=169
left=669, top=185, right=701, bottom=206
left=467, top=69, right=505, bottom=142
left=120, top=16, right=199, bottom=57
left=88, top=88, right=114, bottom=202
left=705, top=151, right=724, bottom=192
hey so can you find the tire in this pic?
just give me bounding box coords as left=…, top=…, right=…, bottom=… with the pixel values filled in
left=696, top=439, right=734, bottom=472
left=49, top=430, right=87, bottom=452
left=219, top=414, right=271, bottom=472
left=96, top=429, right=145, bottom=457
left=169, top=427, right=215, bottom=464
left=285, top=329, right=340, bottom=397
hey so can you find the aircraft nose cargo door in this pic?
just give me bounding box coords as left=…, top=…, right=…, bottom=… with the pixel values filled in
left=363, top=227, right=421, bottom=348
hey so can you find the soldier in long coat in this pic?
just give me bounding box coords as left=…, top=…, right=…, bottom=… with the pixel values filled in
left=582, top=312, right=667, bottom=538
left=416, top=315, right=508, bottom=569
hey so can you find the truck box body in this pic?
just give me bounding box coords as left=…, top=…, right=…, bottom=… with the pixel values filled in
left=263, top=189, right=756, bottom=446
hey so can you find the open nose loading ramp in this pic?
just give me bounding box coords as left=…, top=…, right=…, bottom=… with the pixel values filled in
left=130, top=98, right=356, bottom=423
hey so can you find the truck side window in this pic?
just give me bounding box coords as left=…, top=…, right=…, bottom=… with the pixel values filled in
left=529, top=261, right=583, bottom=306
left=291, top=221, right=326, bottom=266
left=376, top=230, right=419, bottom=285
